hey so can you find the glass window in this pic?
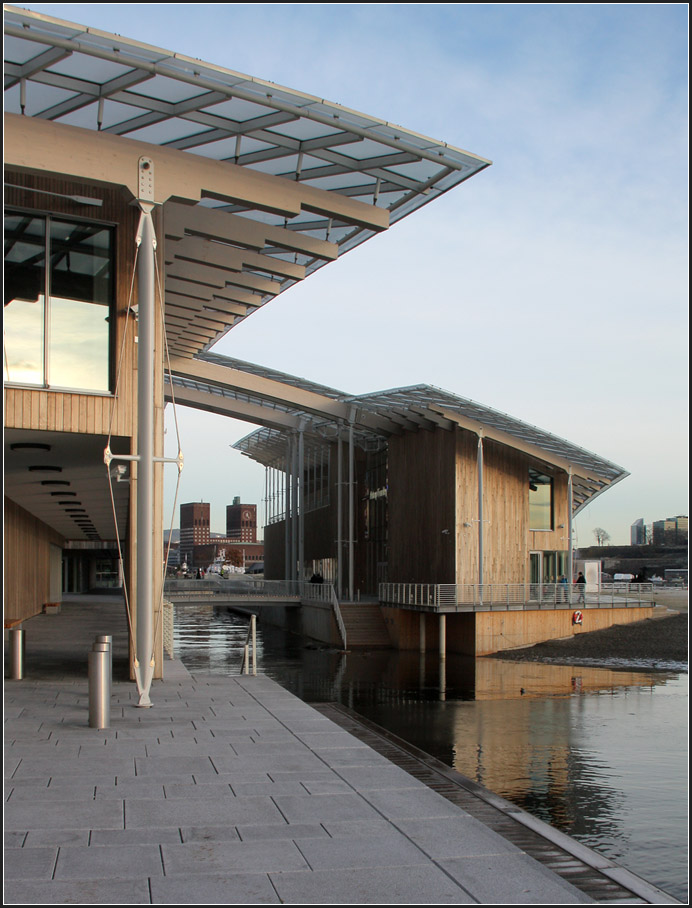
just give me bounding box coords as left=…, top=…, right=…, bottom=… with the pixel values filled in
left=4, top=211, right=113, bottom=392
left=3, top=214, right=46, bottom=385
left=529, top=469, right=553, bottom=530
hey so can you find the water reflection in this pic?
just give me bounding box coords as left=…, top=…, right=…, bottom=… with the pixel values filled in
left=174, top=604, right=687, bottom=902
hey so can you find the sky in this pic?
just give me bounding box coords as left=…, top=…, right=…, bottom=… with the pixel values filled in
left=16, top=3, right=689, bottom=545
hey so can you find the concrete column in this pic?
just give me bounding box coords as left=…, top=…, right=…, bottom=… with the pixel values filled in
left=419, top=613, right=426, bottom=653
left=439, top=613, right=446, bottom=660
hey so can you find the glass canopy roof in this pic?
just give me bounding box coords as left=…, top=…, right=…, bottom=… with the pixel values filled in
left=165, top=352, right=628, bottom=513
left=4, top=6, right=491, bottom=355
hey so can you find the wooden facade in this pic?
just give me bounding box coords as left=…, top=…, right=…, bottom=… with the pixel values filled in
left=3, top=498, right=64, bottom=624
left=263, top=424, right=572, bottom=596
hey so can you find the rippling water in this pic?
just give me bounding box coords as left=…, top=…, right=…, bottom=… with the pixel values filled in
left=174, top=604, right=688, bottom=902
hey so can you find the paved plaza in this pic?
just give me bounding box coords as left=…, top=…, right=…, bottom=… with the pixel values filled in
left=3, top=601, right=674, bottom=904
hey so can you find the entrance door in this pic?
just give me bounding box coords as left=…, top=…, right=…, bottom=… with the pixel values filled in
left=529, top=552, right=542, bottom=601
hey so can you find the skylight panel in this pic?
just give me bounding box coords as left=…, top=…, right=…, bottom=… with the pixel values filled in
left=384, top=159, right=444, bottom=182
left=203, top=97, right=279, bottom=122
left=3, top=35, right=53, bottom=65
left=301, top=172, right=382, bottom=191
left=45, top=54, right=134, bottom=84
left=122, top=117, right=215, bottom=144
left=127, top=74, right=209, bottom=104
left=188, top=135, right=275, bottom=160
left=333, top=138, right=403, bottom=161
left=264, top=119, right=344, bottom=142
left=54, top=101, right=101, bottom=129
left=19, top=81, right=78, bottom=117
left=98, top=98, right=153, bottom=130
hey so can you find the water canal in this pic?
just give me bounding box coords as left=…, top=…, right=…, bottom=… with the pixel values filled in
left=173, top=603, right=688, bottom=902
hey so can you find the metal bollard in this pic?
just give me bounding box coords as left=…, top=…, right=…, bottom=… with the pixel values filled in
left=94, top=635, right=113, bottom=683
left=88, top=646, right=111, bottom=729
left=9, top=628, right=25, bottom=680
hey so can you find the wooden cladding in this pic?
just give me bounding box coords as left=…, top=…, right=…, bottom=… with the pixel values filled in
left=4, top=497, right=64, bottom=622
left=387, top=425, right=570, bottom=587
left=456, top=433, right=569, bottom=585
left=388, top=429, right=457, bottom=584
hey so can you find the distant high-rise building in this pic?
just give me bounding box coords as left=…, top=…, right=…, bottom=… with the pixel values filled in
left=180, top=502, right=210, bottom=565
left=652, top=515, right=688, bottom=546
left=226, top=495, right=257, bottom=543
left=631, top=518, right=646, bottom=545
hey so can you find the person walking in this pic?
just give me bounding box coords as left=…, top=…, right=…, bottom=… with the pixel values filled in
left=576, top=571, right=586, bottom=604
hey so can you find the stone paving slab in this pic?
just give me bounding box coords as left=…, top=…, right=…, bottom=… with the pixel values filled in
left=4, top=600, right=595, bottom=904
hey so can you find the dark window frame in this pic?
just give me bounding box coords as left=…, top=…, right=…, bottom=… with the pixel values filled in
left=4, top=206, right=116, bottom=394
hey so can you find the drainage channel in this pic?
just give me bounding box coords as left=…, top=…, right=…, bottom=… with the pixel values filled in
left=312, top=702, right=679, bottom=905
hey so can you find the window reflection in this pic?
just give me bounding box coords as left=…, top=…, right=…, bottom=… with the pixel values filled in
left=3, top=212, right=112, bottom=391
left=529, top=469, right=553, bottom=530
left=3, top=215, right=46, bottom=384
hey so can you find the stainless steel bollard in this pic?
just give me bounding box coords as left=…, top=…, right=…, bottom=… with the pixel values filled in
left=95, top=635, right=113, bottom=683
left=88, top=647, right=111, bottom=728
left=9, top=628, right=25, bottom=680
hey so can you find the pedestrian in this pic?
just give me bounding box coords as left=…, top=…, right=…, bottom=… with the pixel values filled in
left=558, top=574, right=568, bottom=602
left=575, top=571, right=586, bottom=604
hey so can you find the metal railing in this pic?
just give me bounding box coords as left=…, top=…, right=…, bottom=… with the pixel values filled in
left=239, top=614, right=257, bottom=675
left=299, top=581, right=347, bottom=649
left=162, top=599, right=175, bottom=657
left=164, top=578, right=303, bottom=599
left=164, top=578, right=347, bottom=649
left=379, top=582, right=656, bottom=612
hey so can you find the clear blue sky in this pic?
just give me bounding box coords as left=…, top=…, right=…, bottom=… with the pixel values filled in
left=16, top=3, right=689, bottom=545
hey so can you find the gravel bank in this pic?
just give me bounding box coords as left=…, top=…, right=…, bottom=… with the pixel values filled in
left=491, top=610, right=688, bottom=673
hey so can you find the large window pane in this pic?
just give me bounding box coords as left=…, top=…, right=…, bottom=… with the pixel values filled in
left=3, top=215, right=46, bottom=385
left=529, top=469, right=553, bottom=530
left=4, top=211, right=113, bottom=392
left=48, top=219, right=112, bottom=391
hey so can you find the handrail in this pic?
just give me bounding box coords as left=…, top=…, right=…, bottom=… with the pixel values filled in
left=378, top=582, right=656, bottom=612
left=164, top=578, right=303, bottom=598
left=239, top=613, right=257, bottom=675
left=298, top=581, right=347, bottom=650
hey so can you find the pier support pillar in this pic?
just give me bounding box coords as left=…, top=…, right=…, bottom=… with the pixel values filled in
left=419, top=613, right=426, bottom=653
left=439, top=614, right=447, bottom=660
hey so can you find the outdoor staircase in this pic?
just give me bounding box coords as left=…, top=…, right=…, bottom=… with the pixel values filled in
left=339, top=601, right=392, bottom=648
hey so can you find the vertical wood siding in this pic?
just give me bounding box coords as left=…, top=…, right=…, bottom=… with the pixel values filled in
left=4, top=498, right=65, bottom=622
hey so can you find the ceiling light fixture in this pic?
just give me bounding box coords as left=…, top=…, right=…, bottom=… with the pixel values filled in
left=10, top=442, right=52, bottom=452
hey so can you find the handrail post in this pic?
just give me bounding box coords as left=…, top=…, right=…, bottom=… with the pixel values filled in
left=251, top=614, right=257, bottom=676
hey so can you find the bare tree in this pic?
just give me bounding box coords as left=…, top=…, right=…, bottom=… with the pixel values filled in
left=593, top=527, right=611, bottom=546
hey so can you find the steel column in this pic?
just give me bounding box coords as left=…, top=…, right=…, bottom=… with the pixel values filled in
left=477, top=433, right=484, bottom=597
left=567, top=469, right=574, bottom=587
left=291, top=431, right=298, bottom=581
left=298, top=426, right=305, bottom=580
left=284, top=439, right=291, bottom=582
left=135, top=205, right=155, bottom=707
left=337, top=430, right=343, bottom=600
left=348, top=418, right=354, bottom=602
